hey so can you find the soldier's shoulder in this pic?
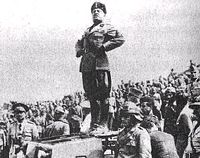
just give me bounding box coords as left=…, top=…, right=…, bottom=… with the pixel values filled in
left=136, top=126, right=149, bottom=134
left=84, top=25, right=94, bottom=33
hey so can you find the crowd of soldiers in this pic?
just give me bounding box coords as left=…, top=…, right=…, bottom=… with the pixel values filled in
left=0, top=60, right=199, bottom=157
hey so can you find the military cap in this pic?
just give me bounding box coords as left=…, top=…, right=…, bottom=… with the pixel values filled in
left=189, top=102, right=200, bottom=109
left=12, top=103, right=29, bottom=112
left=121, top=102, right=143, bottom=121
left=91, top=2, right=107, bottom=14
left=55, top=106, right=65, bottom=114
left=128, top=88, right=143, bottom=98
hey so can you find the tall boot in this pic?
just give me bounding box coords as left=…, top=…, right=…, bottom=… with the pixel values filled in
left=99, top=99, right=109, bottom=129
left=90, top=99, right=100, bottom=129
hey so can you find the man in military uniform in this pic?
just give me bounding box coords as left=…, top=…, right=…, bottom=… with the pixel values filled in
left=44, top=106, right=70, bottom=138
left=75, top=2, right=125, bottom=132
left=8, top=103, right=39, bottom=158
left=116, top=103, right=152, bottom=158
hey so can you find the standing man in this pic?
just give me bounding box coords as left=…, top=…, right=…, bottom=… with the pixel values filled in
left=8, top=103, right=39, bottom=158
left=75, top=2, right=125, bottom=133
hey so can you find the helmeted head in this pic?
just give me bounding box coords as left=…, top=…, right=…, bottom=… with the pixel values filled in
left=91, top=2, right=106, bottom=24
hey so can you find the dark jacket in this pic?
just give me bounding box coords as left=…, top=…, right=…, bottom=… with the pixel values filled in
left=76, top=21, right=125, bottom=72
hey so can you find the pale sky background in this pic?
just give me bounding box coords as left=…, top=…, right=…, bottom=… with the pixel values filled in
left=0, top=0, right=200, bottom=103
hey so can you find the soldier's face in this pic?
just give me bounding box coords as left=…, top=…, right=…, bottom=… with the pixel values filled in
left=140, top=102, right=152, bottom=115
left=92, top=8, right=105, bottom=23
left=14, top=110, right=26, bottom=121
left=121, top=115, right=131, bottom=127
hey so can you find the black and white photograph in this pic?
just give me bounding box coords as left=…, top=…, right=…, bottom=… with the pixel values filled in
left=0, top=0, right=200, bottom=157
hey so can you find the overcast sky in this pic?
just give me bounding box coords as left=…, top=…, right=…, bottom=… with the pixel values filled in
left=0, top=0, right=200, bottom=103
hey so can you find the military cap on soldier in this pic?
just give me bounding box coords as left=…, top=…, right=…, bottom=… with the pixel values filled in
left=91, top=1, right=107, bottom=14
left=55, top=106, right=65, bottom=114
left=12, top=103, right=29, bottom=112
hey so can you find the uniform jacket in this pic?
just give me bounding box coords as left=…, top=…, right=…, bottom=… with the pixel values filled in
left=8, top=119, right=38, bottom=156
left=150, top=131, right=179, bottom=158
left=8, top=119, right=38, bottom=144
left=117, top=125, right=152, bottom=158
left=76, top=21, right=125, bottom=72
